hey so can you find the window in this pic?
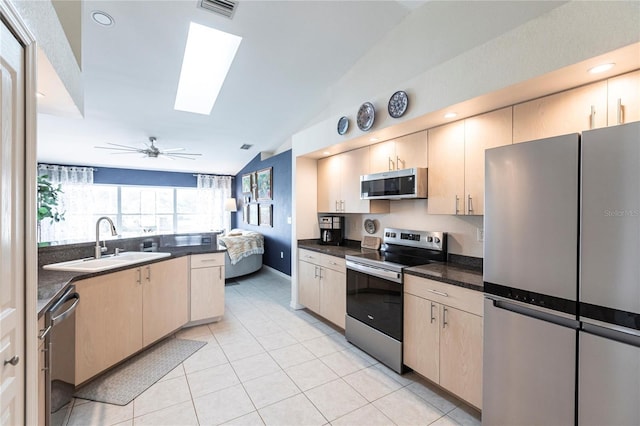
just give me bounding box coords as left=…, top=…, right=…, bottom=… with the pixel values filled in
left=39, top=184, right=229, bottom=243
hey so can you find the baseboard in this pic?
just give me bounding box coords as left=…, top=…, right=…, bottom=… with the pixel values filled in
left=263, top=265, right=291, bottom=281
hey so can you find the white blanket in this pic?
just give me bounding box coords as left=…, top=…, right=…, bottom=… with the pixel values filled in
left=219, top=230, right=264, bottom=265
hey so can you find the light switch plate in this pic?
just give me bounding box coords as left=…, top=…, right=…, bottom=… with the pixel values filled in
left=477, top=227, right=484, bottom=242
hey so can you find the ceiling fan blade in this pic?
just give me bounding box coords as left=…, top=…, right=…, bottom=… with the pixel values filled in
left=95, top=146, right=141, bottom=152
left=161, top=148, right=186, bottom=152
left=164, top=153, right=200, bottom=160
left=166, top=152, right=202, bottom=157
left=108, top=151, right=144, bottom=155
left=106, top=142, right=141, bottom=149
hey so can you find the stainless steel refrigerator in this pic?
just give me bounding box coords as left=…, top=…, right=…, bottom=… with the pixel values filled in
left=482, top=122, right=640, bottom=425
left=578, top=122, right=640, bottom=425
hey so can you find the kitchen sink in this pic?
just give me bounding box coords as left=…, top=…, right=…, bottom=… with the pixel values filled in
left=43, top=251, right=171, bottom=273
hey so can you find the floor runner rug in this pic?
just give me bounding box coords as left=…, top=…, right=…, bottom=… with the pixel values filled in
left=74, top=338, right=206, bottom=406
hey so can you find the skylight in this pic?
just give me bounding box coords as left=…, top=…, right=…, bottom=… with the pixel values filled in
left=174, top=22, right=242, bottom=115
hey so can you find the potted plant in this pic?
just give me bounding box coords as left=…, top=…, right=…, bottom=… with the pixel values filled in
left=37, top=175, right=64, bottom=242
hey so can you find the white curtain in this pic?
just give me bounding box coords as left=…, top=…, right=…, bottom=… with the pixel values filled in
left=38, top=164, right=95, bottom=242
left=196, top=174, right=232, bottom=232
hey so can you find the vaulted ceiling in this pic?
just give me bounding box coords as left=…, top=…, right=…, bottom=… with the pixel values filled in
left=37, top=0, right=423, bottom=174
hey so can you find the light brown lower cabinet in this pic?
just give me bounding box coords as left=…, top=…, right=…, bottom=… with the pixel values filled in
left=75, top=257, right=188, bottom=384
left=75, top=267, right=143, bottom=385
left=404, top=275, right=483, bottom=409
left=189, top=253, right=225, bottom=323
left=298, top=249, right=346, bottom=328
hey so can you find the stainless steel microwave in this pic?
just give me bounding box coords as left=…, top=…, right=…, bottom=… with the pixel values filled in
left=360, top=168, right=428, bottom=200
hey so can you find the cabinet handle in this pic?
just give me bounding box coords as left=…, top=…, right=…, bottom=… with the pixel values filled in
left=430, top=303, right=436, bottom=324
left=427, top=289, right=449, bottom=297
left=318, top=267, right=324, bottom=279
left=4, top=356, right=19, bottom=366
left=335, top=200, right=339, bottom=212
left=388, top=157, right=395, bottom=171
left=396, top=156, right=405, bottom=170
left=467, top=194, right=473, bottom=214
left=455, top=195, right=460, bottom=215
left=219, top=267, right=222, bottom=280
left=617, top=98, right=624, bottom=125
left=136, top=268, right=142, bottom=285
left=314, top=266, right=318, bottom=279
left=442, top=307, right=448, bottom=328
left=146, top=266, right=151, bottom=282
left=589, top=105, right=596, bottom=129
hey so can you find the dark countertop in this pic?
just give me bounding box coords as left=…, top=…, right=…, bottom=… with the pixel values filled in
left=298, top=239, right=483, bottom=292
left=38, top=247, right=226, bottom=317
left=404, top=263, right=483, bottom=292
left=297, top=239, right=365, bottom=258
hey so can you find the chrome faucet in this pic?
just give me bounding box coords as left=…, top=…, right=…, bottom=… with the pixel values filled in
left=95, top=217, right=118, bottom=258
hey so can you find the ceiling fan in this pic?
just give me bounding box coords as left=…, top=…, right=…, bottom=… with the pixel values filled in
left=95, top=137, right=202, bottom=160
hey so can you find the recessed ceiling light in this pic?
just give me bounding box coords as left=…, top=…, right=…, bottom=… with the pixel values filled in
left=174, top=22, right=242, bottom=115
left=588, top=63, right=615, bottom=74
left=369, top=137, right=379, bottom=142
left=322, top=151, right=330, bottom=156
left=444, top=112, right=457, bottom=119
left=91, top=11, right=114, bottom=27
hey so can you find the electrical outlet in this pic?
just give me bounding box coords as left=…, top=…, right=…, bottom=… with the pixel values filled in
left=477, top=227, right=484, bottom=242
left=280, top=251, right=284, bottom=259
left=287, top=216, right=292, bottom=224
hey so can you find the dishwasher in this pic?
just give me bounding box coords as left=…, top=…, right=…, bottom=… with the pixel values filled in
left=40, top=285, right=79, bottom=426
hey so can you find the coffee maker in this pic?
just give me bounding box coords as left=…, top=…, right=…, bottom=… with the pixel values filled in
left=319, top=216, right=344, bottom=246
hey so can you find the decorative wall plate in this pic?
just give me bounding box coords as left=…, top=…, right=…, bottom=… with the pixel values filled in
left=364, top=218, right=377, bottom=234
left=357, top=102, right=375, bottom=131
left=337, top=116, right=349, bottom=135
left=388, top=90, right=409, bottom=118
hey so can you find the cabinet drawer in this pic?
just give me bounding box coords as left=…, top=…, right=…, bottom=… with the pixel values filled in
left=191, top=253, right=225, bottom=269
left=299, top=249, right=322, bottom=264
left=405, top=275, right=483, bottom=316
left=320, top=254, right=345, bottom=272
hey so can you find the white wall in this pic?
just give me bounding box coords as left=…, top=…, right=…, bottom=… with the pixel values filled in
left=343, top=202, right=484, bottom=258
left=292, top=1, right=640, bottom=157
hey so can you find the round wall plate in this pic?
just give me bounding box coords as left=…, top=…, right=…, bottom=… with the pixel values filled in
left=337, top=116, right=349, bottom=135
left=388, top=90, right=409, bottom=118
left=364, top=218, right=377, bottom=234
left=357, top=102, right=375, bottom=131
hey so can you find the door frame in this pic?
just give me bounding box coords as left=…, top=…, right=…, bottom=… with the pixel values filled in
left=0, top=1, right=38, bottom=424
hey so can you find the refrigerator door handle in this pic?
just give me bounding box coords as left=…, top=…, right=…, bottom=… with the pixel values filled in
left=487, top=297, right=578, bottom=328
left=582, top=322, right=640, bottom=348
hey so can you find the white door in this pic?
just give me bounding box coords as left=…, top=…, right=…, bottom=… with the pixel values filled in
left=0, top=19, right=26, bottom=426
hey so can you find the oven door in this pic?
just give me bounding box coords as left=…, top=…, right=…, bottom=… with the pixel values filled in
left=346, top=262, right=403, bottom=341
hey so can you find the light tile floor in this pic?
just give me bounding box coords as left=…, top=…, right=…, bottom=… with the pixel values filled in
left=60, top=268, right=481, bottom=426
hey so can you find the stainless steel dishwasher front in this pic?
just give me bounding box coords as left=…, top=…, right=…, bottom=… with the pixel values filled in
left=42, top=285, right=79, bottom=426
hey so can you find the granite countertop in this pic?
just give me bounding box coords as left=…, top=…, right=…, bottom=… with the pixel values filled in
left=298, top=239, right=483, bottom=291
left=404, top=262, right=483, bottom=292
left=297, top=239, right=365, bottom=258
left=37, top=247, right=226, bottom=317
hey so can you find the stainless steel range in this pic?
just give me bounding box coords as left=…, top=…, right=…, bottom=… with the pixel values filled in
left=345, top=228, right=447, bottom=373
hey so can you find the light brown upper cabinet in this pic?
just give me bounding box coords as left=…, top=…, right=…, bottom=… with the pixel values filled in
left=513, top=81, right=608, bottom=143
left=427, top=121, right=465, bottom=215
left=428, top=108, right=512, bottom=215
left=608, top=70, right=640, bottom=125
left=369, top=131, right=428, bottom=173
left=464, top=107, right=513, bottom=215
left=318, top=146, right=389, bottom=214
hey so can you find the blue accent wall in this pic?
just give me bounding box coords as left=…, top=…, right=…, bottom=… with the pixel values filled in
left=93, top=166, right=201, bottom=187
left=234, top=150, right=292, bottom=276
